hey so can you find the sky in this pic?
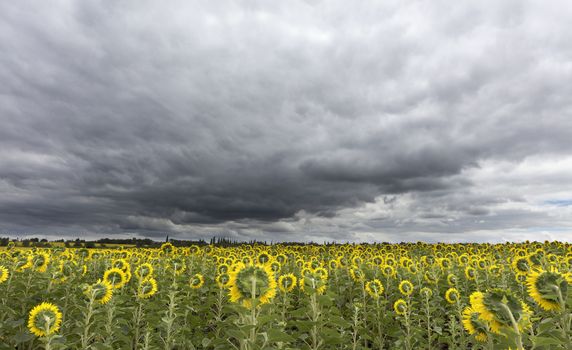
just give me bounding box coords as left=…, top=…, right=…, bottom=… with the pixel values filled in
left=1, top=0, right=572, bottom=243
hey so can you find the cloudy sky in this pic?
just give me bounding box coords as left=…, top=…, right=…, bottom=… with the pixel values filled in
left=1, top=0, right=572, bottom=243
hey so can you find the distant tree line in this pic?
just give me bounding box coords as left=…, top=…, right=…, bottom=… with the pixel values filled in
left=0, top=235, right=364, bottom=248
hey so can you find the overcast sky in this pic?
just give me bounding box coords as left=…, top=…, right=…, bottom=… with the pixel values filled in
left=1, top=0, right=572, bottom=243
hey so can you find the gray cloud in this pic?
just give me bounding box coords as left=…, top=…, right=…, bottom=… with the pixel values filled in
left=1, top=0, right=572, bottom=242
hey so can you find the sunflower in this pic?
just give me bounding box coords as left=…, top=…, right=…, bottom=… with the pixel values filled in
left=420, top=287, right=433, bottom=298
left=168, top=257, right=187, bottom=275
left=381, top=265, right=396, bottom=278
left=256, top=251, right=272, bottom=265
left=86, top=279, right=113, bottom=304
left=349, top=267, right=365, bottom=282
left=270, top=261, right=281, bottom=273
left=28, top=302, right=63, bottom=337
left=424, top=271, right=438, bottom=284
left=138, top=277, right=158, bottom=299
left=112, top=258, right=130, bottom=272
left=58, top=260, right=78, bottom=282
left=103, top=267, right=128, bottom=289
left=0, top=265, right=9, bottom=284
left=385, top=257, right=396, bottom=267
left=476, top=258, right=488, bottom=270
left=398, top=280, right=414, bottom=296
left=372, top=255, right=384, bottom=266
left=515, top=273, right=527, bottom=285
left=464, top=266, right=476, bottom=281
left=462, top=306, right=488, bottom=342
left=488, top=265, right=501, bottom=277
left=512, top=256, right=530, bottom=275
left=394, top=299, right=407, bottom=315
left=216, top=273, right=231, bottom=289
left=365, top=279, right=384, bottom=298
left=229, top=264, right=277, bottom=307
left=438, top=258, right=451, bottom=270
left=400, top=257, right=413, bottom=268
left=527, top=268, right=569, bottom=311
left=32, top=252, right=50, bottom=273
left=135, top=263, right=154, bottom=280
left=471, top=289, right=529, bottom=334
left=300, top=270, right=328, bottom=295
left=445, top=288, right=460, bottom=304
left=161, top=242, right=175, bottom=255
left=276, top=254, right=287, bottom=265
left=217, top=263, right=230, bottom=274
left=190, top=273, right=205, bottom=289
left=407, top=264, right=419, bottom=274
left=278, top=274, right=297, bottom=293
left=447, top=273, right=457, bottom=286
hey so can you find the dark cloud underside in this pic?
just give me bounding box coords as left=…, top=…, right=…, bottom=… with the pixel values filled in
left=1, top=1, right=572, bottom=241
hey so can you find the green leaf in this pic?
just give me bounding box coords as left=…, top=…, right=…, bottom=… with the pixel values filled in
left=532, top=336, right=564, bottom=346
left=11, top=331, right=34, bottom=344
left=267, top=329, right=295, bottom=343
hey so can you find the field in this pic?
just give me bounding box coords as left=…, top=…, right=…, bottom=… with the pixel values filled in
left=0, top=242, right=570, bottom=349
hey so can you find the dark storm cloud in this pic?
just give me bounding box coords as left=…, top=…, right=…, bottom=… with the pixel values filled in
left=1, top=0, right=572, bottom=241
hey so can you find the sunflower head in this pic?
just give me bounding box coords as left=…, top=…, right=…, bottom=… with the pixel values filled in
left=85, top=279, right=113, bottom=304
left=445, top=288, right=460, bottom=304
left=394, top=299, right=407, bottom=315
left=28, top=302, right=63, bottom=337
left=465, top=266, right=477, bottom=281
left=278, top=274, right=297, bottom=293
left=135, top=263, right=154, bottom=280
left=161, top=242, right=174, bottom=255
left=424, top=271, right=438, bottom=284
left=476, top=259, right=488, bottom=270
left=447, top=273, right=457, bottom=286
left=256, top=251, right=271, bottom=265
left=216, top=273, right=231, bottom=289
left=103, top=267, right=128, bottom=289
left=229, top=264, right=277, bottom=307
left=168, top=257, right=186, bottom=275
left=112, top=258, right=130, bottom=272
left=512, top=256, right=530, bottom=274
left=0, top=265, right=9, bottom=284
left=488, top=265, right=502, bottom=277
left=190, top=273, right=205, bottom=289
left=527, top=268, right=568, bottom=311
left=365, top=279, right=384, bottom=299
left=471, top=289, right=529, bottom=334
left=32, top=252, right=50, bottom=273
left=217, top=263, right=230, bottom=274
left=462, top=306, right=489, bottom=342
left=299, top=270, right=328, bottom=295
left=407, top=264, right=419, bottom=274
left=438, top=258, right=451, bottom=269
left=398, top=280, right=414, bottom=296
left=515, top=273, right=527, bottom=285
left=420, top=287, right=433, bottom=298
left=138, top=277, right=158, bottom=299
left=382, top=265, right=396, bottom=278
left=349, top=267, right=365, bottom=282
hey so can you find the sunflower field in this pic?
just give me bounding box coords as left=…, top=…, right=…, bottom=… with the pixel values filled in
left=0, top=241, right=571, bottom=349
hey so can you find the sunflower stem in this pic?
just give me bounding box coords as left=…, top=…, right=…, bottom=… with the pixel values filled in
left=500, top=303, right=524, bottom=350
left=249, top=275, right=257, bottom=349
left=555, top=286, right=571, bottom=345
left=404, top=298, right=412, bottom=350
left=81, top=291, right=95, bottom=348
left=424, top=294, right=432, bottom=350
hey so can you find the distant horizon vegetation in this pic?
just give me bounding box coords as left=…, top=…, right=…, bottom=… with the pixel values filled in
left=0, top=236, right=563, bottom=249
